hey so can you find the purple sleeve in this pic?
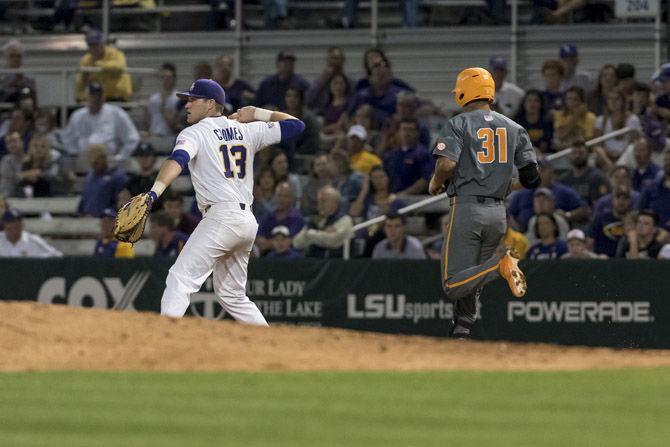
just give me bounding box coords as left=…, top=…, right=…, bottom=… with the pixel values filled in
left=279, top=119, right=306, bottom=142
left=556, top=184, right=586, bottom=211
left=587, top=215, right=600, bottom=239
left=508, top=190, right=523, bottom=220
left=637, top=187, right=651, bottom=210
left=258, top=215, right=275, bottom=238
left=390, top=198, right=406, bottom=212
left=568, top=189, right=586, bottom=209
left=254, top=79, right=269, bottom=107
left=113, top=171, right=129, bottom=196
left=169, top=149, right=190, bottom=170
left=288, top=213, right=305, bottom=235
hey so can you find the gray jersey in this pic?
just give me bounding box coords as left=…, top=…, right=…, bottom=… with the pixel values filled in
left=433, top=109, right=536, bottom=199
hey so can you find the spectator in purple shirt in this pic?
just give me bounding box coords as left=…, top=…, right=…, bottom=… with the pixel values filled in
left=280, top=86, right=321, bottom=157
left=318, top=72, right=353, bottom=138
left=163, top=189, right=199, bottom=235
left=212, top=55, right=255, bottom=111
left=354, top=48, right=414, bottom=93
left=77, top=144, right=128, bottom=217
left=509, top=158, right=587, bottom=231
left=638, top=149, right=670, bottom=230
left=527, top=212, right=568, bottom=260
left=514, top=89, right=554, bottom=153
left=306, top=46, right=353, bottom=114
left=350, top=165, right=406, bottom=256
left=0, top=40, right=36, bottom=103
left=587, top=64, right=618, bottom=116
left=540, top=59, right=565, bottom=112
left=588, top=185, right=633, bottom=257
left=379, top=91, right=431, bottom=156
left=628, top=136, right=662, bottom=192
left=255, top=51, right=310, bottom=111
left=593, top=165, right=640, bottom=215
left=150, top=211, right=189, bottom=258
left=347, top=60, right=412, bottom=131
left=256, top=181, right=305, bottom=254
left=382, top=119, right=433, bottom=194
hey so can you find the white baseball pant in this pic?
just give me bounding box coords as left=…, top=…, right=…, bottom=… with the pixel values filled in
left=160, top=202, right=268, bottom=326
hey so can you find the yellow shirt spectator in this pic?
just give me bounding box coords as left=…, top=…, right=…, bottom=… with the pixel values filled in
left=76, top=29, right=132, bottom=102
left=115, top=241, right=135, bottom=258
left=554, top=110, right=595, bottom=143
left=346, top=124, right=381, bottom=174
left=351, top=150, right=382, bottom=174
left=113, top=0, right=155, bottom=7
left=553, top=86, right=596, bottom=149
left=503, top=227, right=530, bottom=260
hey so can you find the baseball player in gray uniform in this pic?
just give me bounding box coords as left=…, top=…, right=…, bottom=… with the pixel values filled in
left=429, top=67, right=540, bottom=338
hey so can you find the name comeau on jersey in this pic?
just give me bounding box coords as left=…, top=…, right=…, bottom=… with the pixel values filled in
left=213, top=127, right=244, bottom=142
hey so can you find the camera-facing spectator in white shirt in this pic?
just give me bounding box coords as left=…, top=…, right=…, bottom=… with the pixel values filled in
left=60, top=81, right=139, bottom=166
left=372, top=212, right=426, bottom=260
left=0, top=208, right=62, bottom=258
left=145, top=62, right=180, bottom=137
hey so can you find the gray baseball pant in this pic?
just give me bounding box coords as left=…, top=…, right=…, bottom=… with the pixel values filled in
left=440, top=196, right=507, bottom=329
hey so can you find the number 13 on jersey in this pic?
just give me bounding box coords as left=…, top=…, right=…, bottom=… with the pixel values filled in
left=476, top=128, right=507, bottom=164
left=219, top=144, right=247, bottom=179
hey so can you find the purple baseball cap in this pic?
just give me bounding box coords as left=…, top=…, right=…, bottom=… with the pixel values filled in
left=652, top=62, right=670, bottom=83
left=644, top=118, right=667, bottom=147
left=489, top=56, right=507, bottom=71
left=100, top=208, right=117, bottom=219
left=85, top=28, right=103, bottom=45
left=559, top=44, right=578, bottom=58
left=176, top=79, right=226, bottom=106
left=2, top=208, right=22, bottom=222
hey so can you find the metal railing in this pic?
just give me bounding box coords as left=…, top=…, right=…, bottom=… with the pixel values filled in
left=342, top=126, right=638, bottom=259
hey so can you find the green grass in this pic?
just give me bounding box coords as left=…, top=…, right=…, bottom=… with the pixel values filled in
left=0, top=370, right=669, bottom=447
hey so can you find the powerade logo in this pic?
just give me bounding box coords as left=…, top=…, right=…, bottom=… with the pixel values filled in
left=347, top=294, right=468, bottom=323
left=508, top=301, right=653, bottom=323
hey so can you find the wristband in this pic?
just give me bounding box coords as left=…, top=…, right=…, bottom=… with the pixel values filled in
left=253, top=108, right=273, bottom=122
left=150, top=180, right=167, bottom=197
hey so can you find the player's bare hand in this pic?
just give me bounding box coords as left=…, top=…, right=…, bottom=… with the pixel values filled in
left=231, top=106, right=257, bottom=123
left=428, top=177, right=445, bottom=196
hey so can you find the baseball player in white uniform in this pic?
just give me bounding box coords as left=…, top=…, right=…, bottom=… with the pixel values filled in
left=145, top=79, right=305, bottom=324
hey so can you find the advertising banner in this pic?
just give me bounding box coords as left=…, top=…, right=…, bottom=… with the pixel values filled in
left=1, top=258, right=668, bottom=348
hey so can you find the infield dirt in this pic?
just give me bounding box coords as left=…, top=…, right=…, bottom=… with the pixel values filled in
left=2, top=301, right=670, bottom=372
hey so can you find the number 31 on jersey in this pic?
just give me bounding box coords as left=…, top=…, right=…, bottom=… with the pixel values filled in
left=476, top=128, right=507, bottom=164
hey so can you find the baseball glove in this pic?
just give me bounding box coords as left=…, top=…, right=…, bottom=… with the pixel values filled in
left=114, top=193, right=152, bottom=243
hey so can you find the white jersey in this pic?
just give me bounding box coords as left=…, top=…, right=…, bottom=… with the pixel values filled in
left=173, top=116, right=282, bottom=211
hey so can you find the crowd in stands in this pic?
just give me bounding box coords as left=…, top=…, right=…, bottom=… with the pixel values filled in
left=0, top=32, right=670, bottom=261
left=0, top=0, right=622, bottom=35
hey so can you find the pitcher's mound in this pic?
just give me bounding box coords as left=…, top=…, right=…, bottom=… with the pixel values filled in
left=2, top=302, right=670, bottom=372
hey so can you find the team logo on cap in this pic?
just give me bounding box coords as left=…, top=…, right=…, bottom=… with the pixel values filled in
left=190, top=82, right=195, bottom=91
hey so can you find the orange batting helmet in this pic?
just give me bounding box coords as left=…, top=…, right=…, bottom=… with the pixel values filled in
left=452, top=67, right=495, bottom=107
